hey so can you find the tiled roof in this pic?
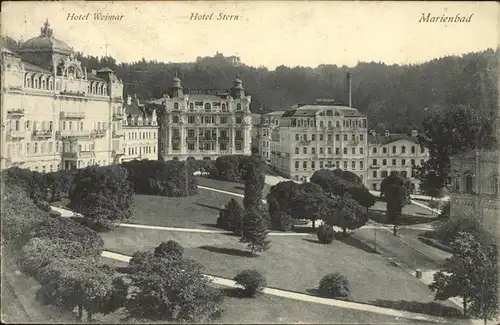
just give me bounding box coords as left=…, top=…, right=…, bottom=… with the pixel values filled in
left=368, top=134, right=419, bottom=145
left=87, top=73, right=106, bottom=82
left=124, top=97, right=145, bottom=117
left=22, top=61, right=52, bottom=74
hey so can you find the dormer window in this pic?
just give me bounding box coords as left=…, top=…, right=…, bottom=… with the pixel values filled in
left=25, top=75, right=32, bottom=88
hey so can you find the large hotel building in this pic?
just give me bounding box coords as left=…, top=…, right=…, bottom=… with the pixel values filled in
left=147, top=75, right=253, bottom=161
left=0, top=20, right=158, bottom=171
left=270, top=100, right=368, bottom=182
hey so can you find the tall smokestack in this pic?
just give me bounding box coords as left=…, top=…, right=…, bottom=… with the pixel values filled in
left=346, top=72, right=352, bottom=107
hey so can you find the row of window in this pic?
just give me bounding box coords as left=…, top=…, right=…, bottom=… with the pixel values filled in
left=127, top=131, right=157, bottom=141
left=10, top=120, right=109, bottom=132
left=371, top=170, right=413, bottom=179
left=453, top=173, right=499, bottom=195
left=294, top=146, right=365, bottom=155
left=290, top=118, right=367, bottom=129
left=173, top=102, right=243, bottom=111
left=24, top=73, right=108, bottom=96
left=372, top=145, right=425, bottom=155
left=295, top=133, right=364, bottom=142
left=171, top=129, right=243, bottom=140
left=124, top=146, right=156, bottom=156
left=173, top=115, right=245, bottom=125
left=171, top=142, right=243, bottom=151
left=372, top=158, right=425, bottom=167
left=294, top=160, right=365, bottom=171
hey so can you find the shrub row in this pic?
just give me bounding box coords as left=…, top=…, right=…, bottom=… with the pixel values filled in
left=210, top=154, right=267, bottom=183
left=122, top=159, right=198, bottom=197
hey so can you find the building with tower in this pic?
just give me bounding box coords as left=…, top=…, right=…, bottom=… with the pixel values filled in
left=147, top=75, right=252, bottom=161
left=0, top=20, right=125, bottom=171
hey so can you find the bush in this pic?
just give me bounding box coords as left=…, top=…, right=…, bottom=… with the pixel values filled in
left=270, top=211, right=293, bottom=232
left=318, top=273, right=350, bottom=298
left=233, top=270, right=267, bottom=297
left=213, top=155, right=249, bottom=182
left=317, top=224, right=335, bottom=244
left=154, top=240, right=184, bottom=259
left=122, top=159, right=198, bottom=197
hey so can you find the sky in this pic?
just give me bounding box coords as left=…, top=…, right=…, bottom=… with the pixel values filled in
left=2, top=1, right=498, bottom=69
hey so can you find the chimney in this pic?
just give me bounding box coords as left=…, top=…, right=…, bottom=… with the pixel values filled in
left=346, top=72, right=352, bottom=107
left=384, top=130, right=390, bottom=137
left=411, top=129, right=418, bottom=137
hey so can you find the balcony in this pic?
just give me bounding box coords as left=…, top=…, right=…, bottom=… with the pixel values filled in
left=60, top=111, right=85, bottom=119
left=91, top=129, right=107, bottom=138
left=57, top=130, right=92, bottom=139
left=63, top=151, right=96, bottom=159
left=7, top=109, right=25, bottom=117
left=112, top=130, right=124, bottom=138
left=32, top=130, right=53, bottom=139
left=113, top=113, right=124, bottom=121
left=7, top=130, right=25, bottom=140
left=235, top=136, right=244, bottom=141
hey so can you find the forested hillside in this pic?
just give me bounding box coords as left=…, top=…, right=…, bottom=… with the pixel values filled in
left=2, top=36, right=497, bottom=132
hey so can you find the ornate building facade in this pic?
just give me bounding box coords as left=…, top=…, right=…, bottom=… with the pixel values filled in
left=367, top=130, right=429, bottom=193
left=450, top=150, right=499, bottom=235
left=270, top=102, right=368, bottom=183
left=254, top=111, right=283, bottom=162
left=1, top=20, right=126, bottom=172
left=148, top=75, right=252, bottom=161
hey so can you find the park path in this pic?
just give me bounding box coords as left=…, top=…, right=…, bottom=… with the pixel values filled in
left=101, top=250, right=459, bottom=324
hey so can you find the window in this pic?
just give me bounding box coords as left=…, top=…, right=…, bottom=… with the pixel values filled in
left=351, top=134, right=356, bottom=141
left=392, top=146, right=396, bottom=154
left=336, top=121, right=340, bottom=128
left=34, top=142, right=38, bottom=153
left=312, top=147, right=316, bottom=154
left=372, top=183, right=377, bottom=190
left=373, top=171, right=377, bottom=178
left=383, top=147, right=387, bottom=154
left=174, top=103, right=179, bottom=110
left=360, top=148, right=364, bottom=155
left=401, top=159, right=406, bottom=166
left=360, top=161, right=364, bottom=170
left=381, top=171, right=388, bottom=178
left=172, top=115, right=179, bottom=123
left=311, top=161, right=316, bottom=170
left=336, top=161, right=340, bottom=168
left=303, top=135, right=308, bottom=141
left=402, top=146, right=406, bottom=154
left=295, top=161, right=299, bottom=169
left=303, top=147, right=307, bottom=154
left=320, top=134, right=324, bottom=141
left=454, top=174, right=460, bottom=191
left=373, top=147, right=377, bottom=154
left=320, top=121, right=324, bottom=128
left=411, top=146, right=416, bottom=154
left=328, top=148, right=332, bottom=154
left=336, top=134, right=340, bottom=141
left=351, top=148, right=355, bottom=154
left=343, top=134, right=348, bottom=141
left=221, top=103, right=226, bottom=111
left=303, top=161, right=307, bottom=169
left=235, top=117, right=242, bottom=124
left=465, top=174, right=474, bottom=193
left=236, top=103, right=242, bottom=111
left=351, top=161, right=355, bottom=169
left=295, top=134, right=299, bottom=141
left=360, top=134, right=364, bottom=141
left=205, top=103, right=211, bottom=111
left=319, top=147, right=324, bottom=154
left=420, top=146, right=425, bottom=153
left=189, top=103, right=194, bottom=111
left=392, top=159, right=396, bottom=166
left=411, top=159, right=415, bottom=166
left=220, top=116, right=227, bottom=124
left=382, top=159, right=387, bottom=166
left=343, top=148, right=347, bottom=154
left=373, top=159, right=377, bottom=165
left=188, top=116, right=195, bottom=124
left=336, top=148, right=340, bottom=154
left=295, top=148, right=299, bottom=154
left=343, top=161, right=347, bottom=169
left=312, top=134, right=316, bottom=141
left=320, top=161, right=324, bottom=169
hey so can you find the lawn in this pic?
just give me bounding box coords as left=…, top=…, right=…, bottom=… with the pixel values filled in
left=100, top=227, right=460, bottom=315
left=99, top=258, right=443, bottom=325
left=129, top=188, right=240, bottom=229
left=196, top=176, right=272, bottom=197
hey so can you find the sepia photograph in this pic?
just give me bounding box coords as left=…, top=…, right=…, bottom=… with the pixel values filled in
left=0, top=1, right=498, bottom=324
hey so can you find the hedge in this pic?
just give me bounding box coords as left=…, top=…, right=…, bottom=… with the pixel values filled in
left=122, top=159, right=198, bottom=197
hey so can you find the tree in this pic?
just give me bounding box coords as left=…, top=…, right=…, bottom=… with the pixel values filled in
left=233, top=270, right=267, bottom=297
left=240, top=207, right=270, bottom=256
left=37, top=258, right=128, bottom=322
left=332, top=193, right=369, bottom=236
left=429, top=232, right=498, bottom=319
left=216, top=198, right=244, bottom=235
left=266, top=181, right=301, bottom=231
left=415, top=105, right=494, bottom=194
left=68, top=166, right=134, bottom=231
left=380, top=172, right=410, bottom=236
left=310, top=169, right=376, bottom=208
left=127, top=251, right=223, bottom=322
left=292, top=183, right=331, bottom=229
left=242, top=154, right=265, bottom=210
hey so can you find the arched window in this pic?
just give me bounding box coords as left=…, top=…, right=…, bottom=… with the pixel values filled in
left=41, top=77, right=46, bottom=89
left=465, top=174, right=474, bottom=193
left=392, top=146, right=397, bottom=154
left=236, top=103, right=242, bottom=111
left=454, top=173, right=460, bottom=191
left=34, top=76, right=40, bottom=88
left=25, top=74, right=32, bottom=88
left=205, top=103, right=211, bottom=112
left=92, top=83, right=96, bottom=94
left=174, top=102, right=179, bottom=110
left=221, top=103, right=226, bottom=111
left=48, top=78, right=53, bottom=90
left=87, top=83, right=91, bottom=93
left=103, top=85, right=107, bottom=95
left=401, top=146, right=406, bottom=154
